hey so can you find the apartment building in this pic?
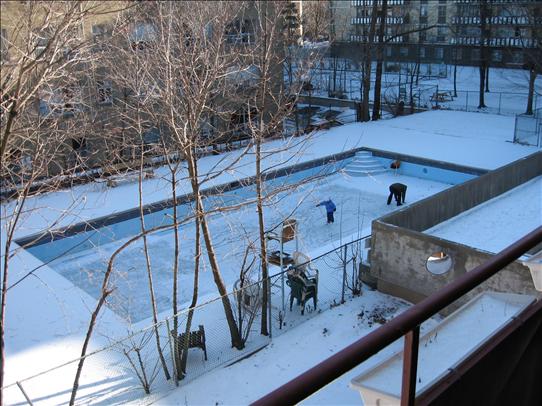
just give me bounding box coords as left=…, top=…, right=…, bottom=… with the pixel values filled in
left=1, top=2, right=285, bottom=181
left=330, top=0, right=541, bottom=68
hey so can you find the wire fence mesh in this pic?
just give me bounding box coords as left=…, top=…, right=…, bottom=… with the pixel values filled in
left=428, top=90, right=538, bottom=116
left=3, top=236, right=370, bottom=405
left=513, top=108, right=542, bottom=147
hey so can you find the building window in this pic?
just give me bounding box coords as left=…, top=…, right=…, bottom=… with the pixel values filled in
left=91, top=24, right=107, bottom=41
left=1, top=28, right=8, bottom=61
left=386, top=46, right=392, bottom=57
left=225, top=19, right=253, bottom=44
left=39, top=86, right=81, bottom=117
left=33, top=33, right=49, bottom=58
left=492, top=50, right=502, bottom=62
left=130, top=23, right=156, bottom=51
left=438, top=6, right=446, bottom=24
left=420, top=47, right=426, bottom=58
left=419, top=30, right=427, bottom=42
left=71, top=137, right=87, bottom=152
left=420, top=5, right=428, bottom=24
left=471, top=49, right=480, bottom=61
left=452, top=47, right=462, bottom=61
left=400, top=47, right=408, bottom=57
left=97, top=80, right=113, bottom=105
left=512, top=51, right=523, bottom=64
left=435, top=47, right=444, bottom=59
left=420, top=5, right=428, bottom=17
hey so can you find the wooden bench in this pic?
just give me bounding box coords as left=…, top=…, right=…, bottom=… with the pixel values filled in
left=172, top=325, right=208, bottom=361
left=286, top=270, right=317, bottom=315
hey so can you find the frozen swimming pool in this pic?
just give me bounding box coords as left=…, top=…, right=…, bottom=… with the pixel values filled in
left=20, top=151, right=479, bottom=323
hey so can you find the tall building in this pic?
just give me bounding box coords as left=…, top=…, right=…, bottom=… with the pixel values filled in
left=330, top=0, right=541, bottom=67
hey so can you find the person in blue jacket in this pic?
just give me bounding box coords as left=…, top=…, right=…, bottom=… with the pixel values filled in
left=316, top=199, right=336, bottom=224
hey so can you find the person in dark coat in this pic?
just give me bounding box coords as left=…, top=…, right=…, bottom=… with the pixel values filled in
left=387, top=183, right=407, bottom=206
left=316, top=199, right=336, bottom=224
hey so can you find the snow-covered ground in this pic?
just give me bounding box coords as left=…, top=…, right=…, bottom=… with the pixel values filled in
left=2, top=107, right=540, bottom=405
left=31, top=171, right=450, bottom=324
left=305, top=62, right=542, bottom=115
left=426, top=176, right=542, bottom=254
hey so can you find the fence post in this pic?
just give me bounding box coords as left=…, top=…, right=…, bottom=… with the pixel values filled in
left=466, top=90, right=469, bottom=111
left=498, top=92, right=502, bottom=114
left=268, top=276, right=273, bottom=339
left=341, top=244, right=347, bottom=304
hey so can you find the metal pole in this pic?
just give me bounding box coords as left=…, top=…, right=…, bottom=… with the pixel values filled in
left=268, top=276, right=273, bottom=339
left=341, top=244, right=347, bottom=303
left=498, top=92, right=502, bottom=114
left=280, top=232, right=285, bottom=312
left=466, top=90, right=469, bottom=111
left=16, top=382, right=34, bottom=406
left=400, top=326, right=420, bottom=406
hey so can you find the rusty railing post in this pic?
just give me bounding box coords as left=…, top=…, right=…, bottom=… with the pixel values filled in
left=401, top=325, right=420, bottom=406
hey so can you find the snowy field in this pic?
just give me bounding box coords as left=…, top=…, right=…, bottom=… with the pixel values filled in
left=2, top=108, right=540, bottom=405
left=305, top=62, right=542, bottom=115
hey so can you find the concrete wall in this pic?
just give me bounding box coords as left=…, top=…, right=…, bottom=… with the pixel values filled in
left=371, top=223, right=540, bottom=314
left=370, top=151, right=542, bottom=312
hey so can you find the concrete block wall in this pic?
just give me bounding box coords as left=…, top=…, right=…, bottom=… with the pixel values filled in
left=370, top=222, right=540, bottom=314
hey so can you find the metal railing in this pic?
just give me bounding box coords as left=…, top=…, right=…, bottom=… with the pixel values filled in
left=251, top=226, right=542, bottom=405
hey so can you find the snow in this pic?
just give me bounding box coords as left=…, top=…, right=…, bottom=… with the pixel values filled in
left=30, top=171, right=450, bottom=324
left=304, top=63, right=542, bottom=115
left=350, top=292, right=535, bottom=401
left=426, top=176, right=542, bottom=254
left=2, top=96, right=540, bottom=404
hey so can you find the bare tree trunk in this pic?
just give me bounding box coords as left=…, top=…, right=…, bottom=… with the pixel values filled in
left=526, top=67, right=537, bottom=115
left=485, top=65, right=490, bottom=92
left=361, top=0, right=378, bottom=122
left=179, top=213, right=201, bottom=377
left=453, top=63, right=458, bottom=97
left=372, top=0, right=387, bottom=121
left=478, top=0, right=489, bottom=108
left=138, top=152, right=171, bottom=381
left=255, top=135, right=269, bottom=336
left=185, top=148, right=243, bottom=349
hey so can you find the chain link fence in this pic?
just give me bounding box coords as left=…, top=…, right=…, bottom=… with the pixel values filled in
left=513, top=108, right=542, bottom=147
left=4, top=236, right=370, bottom=405
left=430, top=89, right=539, bottom=116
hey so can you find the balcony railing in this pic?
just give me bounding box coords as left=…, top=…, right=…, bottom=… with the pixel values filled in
left=252, top=226, right=542, bottom=406
left=452, top=16, right=533, bottom=25
left=451, top=36, right=538, bottom=47
left=351, top=17, right=404, bottom=25
left=352, top=0, right=404, bottom=6
left=350, top=34, right=403, bottom=43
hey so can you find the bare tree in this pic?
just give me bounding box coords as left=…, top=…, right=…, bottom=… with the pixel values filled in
left=302, top=1, right=331, bottom=43
left=478, top=0, right=490, bottom=108
left=0, top=2, right=124, bottom=400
